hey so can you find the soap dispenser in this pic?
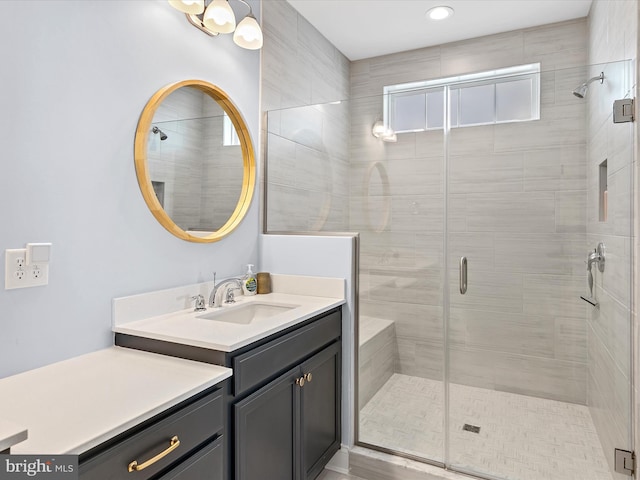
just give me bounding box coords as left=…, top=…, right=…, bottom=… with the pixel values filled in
left=242, top=264, right=257, bottom=296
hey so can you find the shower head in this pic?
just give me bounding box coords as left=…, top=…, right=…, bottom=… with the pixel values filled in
left=572, top=72, right=604, bottom=98
left=152, top=126, right=168, bottom=141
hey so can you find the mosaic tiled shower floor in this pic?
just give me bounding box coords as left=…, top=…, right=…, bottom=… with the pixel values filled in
left=359, top=374, right=612, bottom=480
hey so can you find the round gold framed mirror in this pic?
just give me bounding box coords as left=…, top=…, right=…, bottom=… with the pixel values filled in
left=134, top=79, right=255, bottom=243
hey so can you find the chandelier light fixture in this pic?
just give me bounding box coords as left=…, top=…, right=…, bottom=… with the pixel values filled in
left=168, top=0, right=263, bottom=50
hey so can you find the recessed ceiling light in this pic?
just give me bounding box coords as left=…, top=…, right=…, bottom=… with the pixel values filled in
left=426, top=6, right=454, bottom=21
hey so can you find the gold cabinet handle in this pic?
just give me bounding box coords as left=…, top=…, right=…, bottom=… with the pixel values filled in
left=128, top=436, right=180, bottom=472
left=296, top=373, right=313, bottom=387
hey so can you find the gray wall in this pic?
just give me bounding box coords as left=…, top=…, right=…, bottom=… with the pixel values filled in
left=0, top=0, right=260, bottom=378
left=351, top=19, right=591, bottom=404
left=586, top=1, right=637, bottom=477
left=262, top=0, right=351, bottom=232
left=202, top=115, right=244, bottom=231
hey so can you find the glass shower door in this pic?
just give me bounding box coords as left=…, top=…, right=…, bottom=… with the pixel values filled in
left=355, top=91, right=446, bottom=465
left=445, top=62, right=634, bottom=480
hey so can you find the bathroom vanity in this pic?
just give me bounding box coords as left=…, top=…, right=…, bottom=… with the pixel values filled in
left=0, top=274, right=345, bottom=480
left=117, top=305, right=342, bottom=480
left=113, top=274, right=345, bottom=480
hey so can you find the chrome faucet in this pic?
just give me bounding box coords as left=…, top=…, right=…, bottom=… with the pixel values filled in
left=209, top=278, right=243, bottom=308
left=190, top=294, right=207, bottom=312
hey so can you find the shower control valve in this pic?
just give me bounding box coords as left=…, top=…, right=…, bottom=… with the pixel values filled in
left=587, top=242, right=606, bottom=273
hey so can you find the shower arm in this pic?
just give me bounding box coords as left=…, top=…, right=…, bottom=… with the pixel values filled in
left=585, top=72, right=605, bottom=87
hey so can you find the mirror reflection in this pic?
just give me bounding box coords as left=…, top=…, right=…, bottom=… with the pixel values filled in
left=147, top=86, right=244, bottom=235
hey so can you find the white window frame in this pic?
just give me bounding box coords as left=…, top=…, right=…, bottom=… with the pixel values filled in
left=223, top=112, right=240, bottom=146
left=384, top=63, right=541, bottom=134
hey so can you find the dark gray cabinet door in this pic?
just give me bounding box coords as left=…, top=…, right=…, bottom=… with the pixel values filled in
left=301, top=342, right=341, bottom=480
left=234, top=365, right=300, bottom=480
left=233, top=342, right=341, bottom=480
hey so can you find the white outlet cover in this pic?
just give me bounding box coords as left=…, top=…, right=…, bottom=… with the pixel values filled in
left=5, top=249, right=49, bottom=290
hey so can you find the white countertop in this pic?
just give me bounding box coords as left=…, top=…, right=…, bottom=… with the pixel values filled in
left=0, top=419, right=27, bottom=452
left=114, top=292, right=345, bottom=352
left=0, top=347, right=231, bottom=455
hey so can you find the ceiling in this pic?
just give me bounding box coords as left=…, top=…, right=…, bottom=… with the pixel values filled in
left=285, top=0, right=593, bottom=61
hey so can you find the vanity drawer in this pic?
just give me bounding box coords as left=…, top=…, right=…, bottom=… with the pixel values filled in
left=232, top=308, right=341, bottom=396
left=158, top=435, right=223, bottom=480
left=80, top=388, right=223, bottom=480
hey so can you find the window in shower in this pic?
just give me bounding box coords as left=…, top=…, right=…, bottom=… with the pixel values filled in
left=385, top=63, right=540, bottom=133
left=223, top=112, right=240, bottom=146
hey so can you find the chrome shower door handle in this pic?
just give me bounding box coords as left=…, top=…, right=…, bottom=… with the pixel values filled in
left=459, top=256, right=467, bottom=294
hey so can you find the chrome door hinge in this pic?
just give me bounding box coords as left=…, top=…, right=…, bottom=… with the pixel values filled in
left=613, top=98, right=635, bottom=123
left=615, top=448, right=635, bottom=476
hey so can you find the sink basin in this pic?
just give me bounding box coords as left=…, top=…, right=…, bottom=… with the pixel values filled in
left=196, top=303, right=298, bottom=325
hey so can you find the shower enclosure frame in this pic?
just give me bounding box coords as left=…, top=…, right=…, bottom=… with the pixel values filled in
left=352, top=61, right=636, bottom=480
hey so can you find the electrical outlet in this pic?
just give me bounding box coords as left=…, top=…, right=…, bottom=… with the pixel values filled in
left=5, top=249, right=49, bottom=290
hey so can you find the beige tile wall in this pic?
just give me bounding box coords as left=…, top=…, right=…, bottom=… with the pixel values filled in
left=586, top=1, right=638, bottom=478
left=359, top=316, right=396, bottom=409
left=262, top=0, right=351, bottom=232
left=352, top=19, right=590, bottom=404
left=202, top=114, right=245, bottom=230
left=148, top=88, right=244, bottom=232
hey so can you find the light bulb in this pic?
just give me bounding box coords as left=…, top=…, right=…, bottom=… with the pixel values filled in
left=168, top=0, right=204, bottom=15
left=203, top=0, right=236, bottom=33
left=233, top=14, right=263, bottom=50
left=426, top=6, right=454, bottom=20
